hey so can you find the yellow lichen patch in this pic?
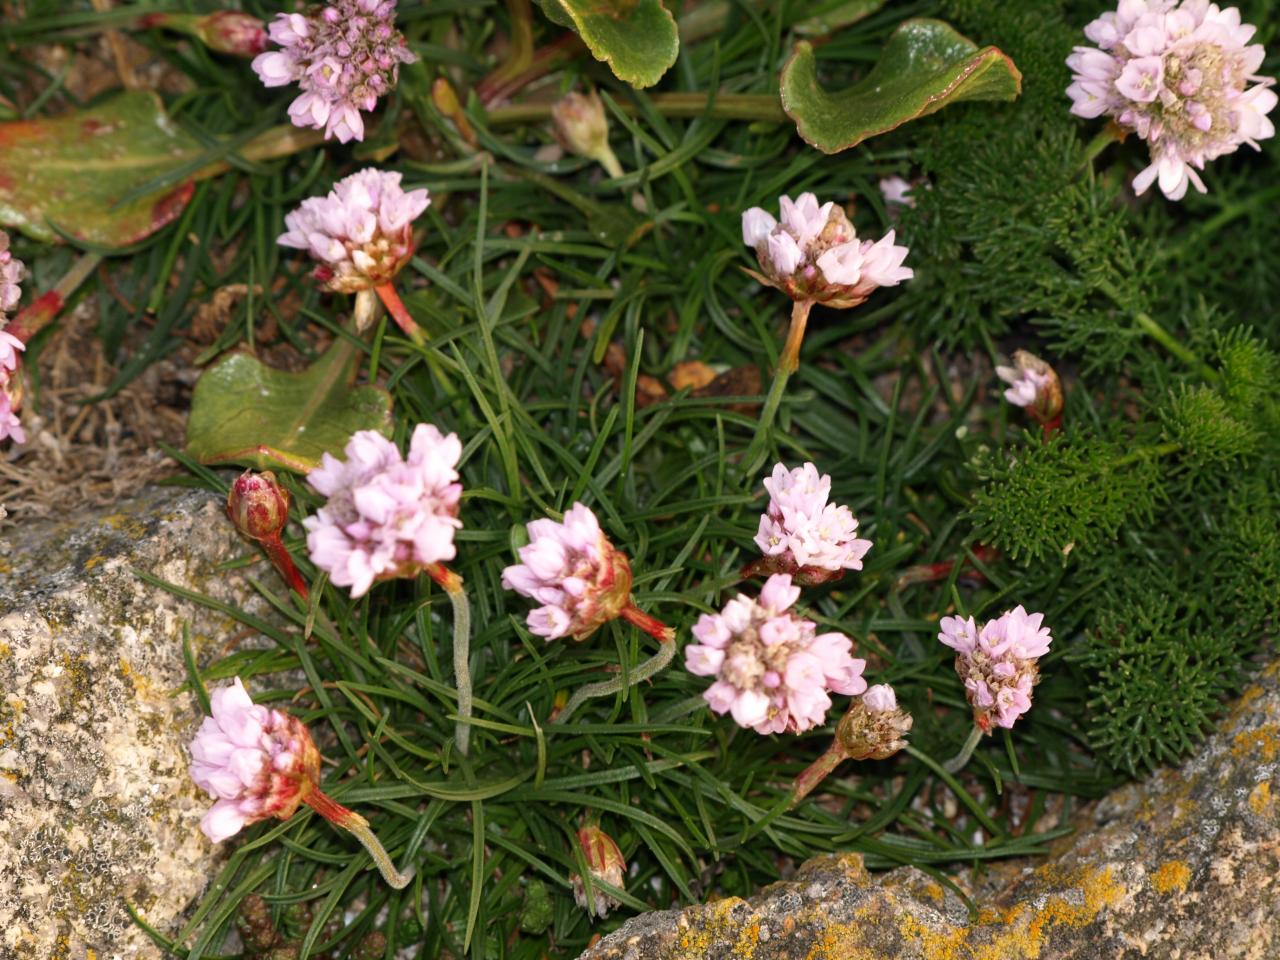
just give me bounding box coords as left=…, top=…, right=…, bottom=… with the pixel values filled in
left=1150, top=860, right=1191, bottom=895
left=674, top=896, right=751, bottom=959
left=1231, top=725, right=1280, bottom=763
left=897, top=913, right=970, bottom=959
left=1248, top=781, right=1273, bottom=816
left=0, top=557, right=10, bottom=574
left=82, top=554, right=108, bottom=571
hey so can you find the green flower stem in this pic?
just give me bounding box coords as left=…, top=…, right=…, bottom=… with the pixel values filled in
left=1078, top=124, right=1123, bottom=171
left=942, top=725, right=984, bottom=774
left=790, top=741, right=849, bottom=807
left=554, top=638, right=676, bottom=725
left=744, top=299, right=812, bottom=474
left=427, top=565, right=474, bottom=756
left=1131, top=311, right=1218, bottom=381
left=304, top=790, right=414, bottom=890
left=1113, top=440, right=1182, bottom=468
left=484, top=92, right=788, bottom=126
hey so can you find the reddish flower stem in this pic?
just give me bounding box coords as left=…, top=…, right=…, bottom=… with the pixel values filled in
left=1037, top=412, right=1062, bottom=439
left=303, top=787, right=357, bottom=826
left=373, top=283, right=426, bottom=343
left=791, top=742, right=849, bottom=807
left=620, top=602, right=675, bottom=644
left=304, top=790, right=414, bottom=889
left=779, top=299, right=813, bottom=375
left=261, top=534, right=309, bottom=599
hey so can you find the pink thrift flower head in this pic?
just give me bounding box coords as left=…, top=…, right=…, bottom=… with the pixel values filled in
left=572, top=826, right=626, bottom=920
left=939, top=606, right=1053, bottom=732
left=995, top=350, right=1063, bottom=426
left=0, top=230, right=24, bottom=319
left=188, top=678, right=321, bottom=843
left=501, top=503, right=635, bottom=642
left=685, top=573, right=867, bottom=735
left=251, top=0, right=415, bottom=143
left=303, top=424, right=463, bottom=598
left=1066, top=0, right=1276, bottom=200
left=0, top=390, right=24, bottom=445
left=835, top=682, right=913, bottom=760
left=878, top=175, right=917, bottom=209
left=279, top=168, right=430, bottom=296
left=741, top=192, right=912, bottom=308
left=752, top=462, right=872, bottom=585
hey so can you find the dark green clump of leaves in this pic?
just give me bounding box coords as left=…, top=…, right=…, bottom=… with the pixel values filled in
left=1071, top=593, right=1243, bottom=774
left=967, top=432, right=1164, bottom=563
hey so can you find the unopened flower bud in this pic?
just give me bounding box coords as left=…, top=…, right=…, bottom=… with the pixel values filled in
left=228, top=470, right=291, bottom=543
left=572, top=826, right=626, bottom=919
left=552, top=91, right=623, bottom=178
left=835, top=683, right=913, bottom=760
left=996, top=350, right=1063, bottom=428
left=553, top=91, right=609, bottom=158
left=198, top=11, right=268, bottom=56
left=139, top=11, right=268, bottom=57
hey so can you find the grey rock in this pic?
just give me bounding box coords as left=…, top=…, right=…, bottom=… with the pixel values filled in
left=0, top=487, right=270, bottom=960
left=582, top=663, right=1280, bottom=960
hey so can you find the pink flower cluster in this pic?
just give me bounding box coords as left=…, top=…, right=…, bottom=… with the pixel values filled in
left=189, top=678, right=320, bottom=842
left=685, top=574, right=866, bottom=735
left=741, top=192, right=913, bottom=307
left=279, top=168, right=430, bottom=294
left=754, top=462, right=872, bottom=580
left=252, top=0, right=415, bottom=143
left=304, top=424, right=462, bottom=598
left=0, top=231, right=26, bottom=445
left=501, top=503, right=632, bottom=641
left=939, top=606, right=1053, bottom=732
left=1067, top=0, right=1276, bottom=199
left=996, top=362, right=1050, bottom=408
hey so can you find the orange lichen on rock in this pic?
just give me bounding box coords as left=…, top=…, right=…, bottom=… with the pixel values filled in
left=1150, top=860, right=1191, bottom=895
left=1231, top=725, right=1280, bottom=763
left=1248, top=781, right=1273, bottom=816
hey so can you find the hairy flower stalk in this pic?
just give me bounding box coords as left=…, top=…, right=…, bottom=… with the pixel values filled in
left=252, top=0, right=415, bottom=143
left=0, top=231, right=27, bottom=445
left=572, top=826, right=627, bottom=920
left=189, top=678, right=413, bottom=888
left=791, top=683, right=913, bottom=805
left=746, top=461, right=873, bottom=585
left=1066, top=0, right=1276, bottom=200
left=503, top=503, right=677, bottom=721
left=685, top=574, right=867, bottom=734
left=938, top=606, right=1053, bottom=772
left=996, top=350, right=1064, bottom=436
left=279, top=168, right=431, bottom=340
left=141, top=11, right=268, bottom=56
left=227, top=471, right=309, bottom=598
left=303, top=424, right=475, bottom=753
left=741, top=193, right=911, bottom=466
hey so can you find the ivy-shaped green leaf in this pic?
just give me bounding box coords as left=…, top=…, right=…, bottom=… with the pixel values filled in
left=537, top=0, right=678, bottom=89
left=0, top=91, right=201, bottom=246
left=186, top=339, right=393, bottom=473
left=780, top=18, right=1022, bottom=154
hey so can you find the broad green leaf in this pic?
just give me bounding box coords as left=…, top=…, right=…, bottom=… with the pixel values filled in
left=780, top=18, right=1022, bottom=154
left=186, top=339, right=393, bottom=474
left=0, top=91, right=202, bottom=246
left=794, top=0, right=889, bottom=38
left=538, top=0, right=678, bottom=89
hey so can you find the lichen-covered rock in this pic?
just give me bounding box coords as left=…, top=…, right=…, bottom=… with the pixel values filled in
left=583, top=661, right=1280, bottom=960
left=0, top=487, right=270, bottom=960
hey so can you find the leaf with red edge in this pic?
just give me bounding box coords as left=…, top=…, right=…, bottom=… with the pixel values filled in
left=186, top=339, right=394, bottom=474
left=0, top=91, right=202, bottom=246
left=780, top=19, right=1022, bottom=154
